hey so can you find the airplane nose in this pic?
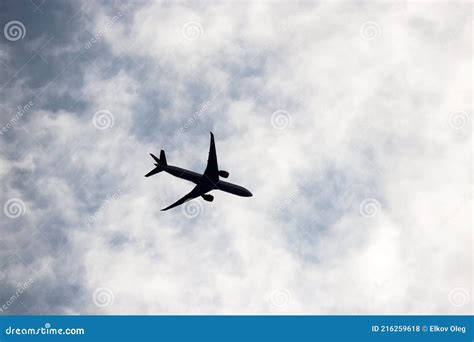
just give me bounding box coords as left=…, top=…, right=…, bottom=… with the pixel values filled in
left=245, top=189, right=253, bottom=197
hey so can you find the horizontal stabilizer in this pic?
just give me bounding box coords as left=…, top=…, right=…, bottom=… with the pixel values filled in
left=145, top=167, right=162, bottom=177
left=150, top=153, right=160, bottom=164
left=146, top=151, right=167, bottom=177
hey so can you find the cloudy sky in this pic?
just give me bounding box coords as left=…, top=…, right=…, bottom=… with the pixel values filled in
left=0, top=0, right=471, bottom=315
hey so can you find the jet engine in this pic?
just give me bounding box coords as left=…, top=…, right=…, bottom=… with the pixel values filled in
left=219, top=170, right=229, bottom=178
left=202, top=194, right=214, bottom=202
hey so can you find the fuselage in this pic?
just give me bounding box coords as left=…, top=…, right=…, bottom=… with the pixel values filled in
left=159, top=164, right=252, bottom=197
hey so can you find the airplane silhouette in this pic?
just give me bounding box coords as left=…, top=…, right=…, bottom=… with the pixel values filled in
left=145, top=132, right=252, bottom=211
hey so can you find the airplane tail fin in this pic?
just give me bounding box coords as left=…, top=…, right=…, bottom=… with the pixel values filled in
left=149, top=150, right=167, bottom=166
left=145, top=150, right=167, bottom=177
left=159, top=150, right=167, bottom=166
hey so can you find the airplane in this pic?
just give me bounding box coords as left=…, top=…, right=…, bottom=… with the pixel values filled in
left=145, top=132, right=252, bottom=211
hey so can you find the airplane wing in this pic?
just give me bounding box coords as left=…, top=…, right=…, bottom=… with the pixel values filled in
left=202, top=132, right=219, bottom=184
left=161, top=132, right=219, bottom=211
left=161, top=184, right=206, bottom=211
